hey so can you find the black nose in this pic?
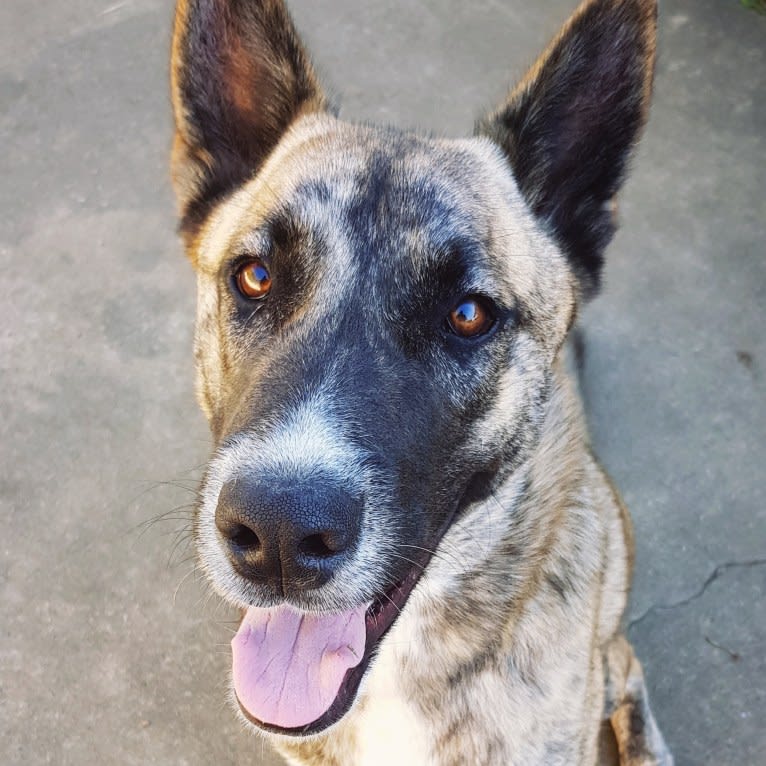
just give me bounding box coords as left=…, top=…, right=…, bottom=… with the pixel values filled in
left=214, top=474, right=362, bottom=593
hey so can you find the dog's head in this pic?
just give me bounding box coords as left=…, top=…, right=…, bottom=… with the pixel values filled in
left=170, top=0, right=656, bottom=737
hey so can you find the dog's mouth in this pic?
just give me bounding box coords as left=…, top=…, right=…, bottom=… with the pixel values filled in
left=231, top=561, right=424, bottom=736
left=228, top=473, right=495, bottom=736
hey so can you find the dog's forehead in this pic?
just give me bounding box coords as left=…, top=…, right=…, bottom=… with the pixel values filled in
left=254, top=114, right=517, bottom=216
left=198, top=114, right=566, bottom=303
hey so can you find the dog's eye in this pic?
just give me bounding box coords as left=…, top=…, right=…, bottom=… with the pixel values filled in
left=235, top=259, right=272, bottom=299
left=447, top=297, right=494, bottom=338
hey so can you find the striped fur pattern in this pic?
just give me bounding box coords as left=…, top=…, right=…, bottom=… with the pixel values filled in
left=168, top=1, right=672, bottom=763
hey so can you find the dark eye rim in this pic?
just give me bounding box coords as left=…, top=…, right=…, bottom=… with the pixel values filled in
left=444, top=294, right=500, bottom=342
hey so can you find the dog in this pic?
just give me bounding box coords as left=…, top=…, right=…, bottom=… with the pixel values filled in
left=168, top=0, right=672, bottom=763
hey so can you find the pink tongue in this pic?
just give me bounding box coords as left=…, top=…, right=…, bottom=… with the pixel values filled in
left=231, top=604, right=367, bottom=729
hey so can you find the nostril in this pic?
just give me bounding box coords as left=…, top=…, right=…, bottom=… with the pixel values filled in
left=215, top=514, right=260, bottom=550
left=229, top=524, right=260, bottom=550
left=298, top=533, right=337, bottom=558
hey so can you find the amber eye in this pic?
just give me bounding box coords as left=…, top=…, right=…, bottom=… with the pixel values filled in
left=235, top=259, right=272, bottom=299
left=447, top=296, right=494, bottom=338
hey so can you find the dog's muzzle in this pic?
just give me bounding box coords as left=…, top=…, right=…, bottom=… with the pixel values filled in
left=214, top=471, right=372, bottom=730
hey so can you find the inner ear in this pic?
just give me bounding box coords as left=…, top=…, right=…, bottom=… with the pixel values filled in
left=171, top=0, right=327, bottom=244
left=477, top=0, right=657, bottom=298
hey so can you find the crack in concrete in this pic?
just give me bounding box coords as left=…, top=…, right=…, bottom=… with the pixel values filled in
left=704, top=635, right=740, bottom=662
left=627, top=557, right=766, bottom=632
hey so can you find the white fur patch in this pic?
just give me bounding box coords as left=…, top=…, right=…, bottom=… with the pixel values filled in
left=355, top=660, right=432, bottom=766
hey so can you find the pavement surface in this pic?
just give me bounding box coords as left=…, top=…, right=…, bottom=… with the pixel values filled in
left=1, top=1, right=764, bottom=764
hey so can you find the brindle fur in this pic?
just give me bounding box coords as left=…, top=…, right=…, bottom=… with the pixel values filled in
left=169, top=1, right=672, bottom=764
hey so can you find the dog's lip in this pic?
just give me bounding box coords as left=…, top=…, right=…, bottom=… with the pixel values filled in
left=233, top=558, right=427, bottom=737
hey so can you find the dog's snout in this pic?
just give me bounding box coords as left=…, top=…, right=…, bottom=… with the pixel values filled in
left=215, top=475, right=362, bottom=593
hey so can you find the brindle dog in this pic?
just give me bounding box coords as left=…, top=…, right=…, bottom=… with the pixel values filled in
left=169, top=0, right=672, bottom=763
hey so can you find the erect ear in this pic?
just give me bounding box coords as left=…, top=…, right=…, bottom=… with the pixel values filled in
left=170, top=0, right=326, bottom=244
left=477, top=0, right=657, bottom=298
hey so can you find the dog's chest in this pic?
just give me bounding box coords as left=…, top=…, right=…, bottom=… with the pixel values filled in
left=353, top=655, right=432, bottom=766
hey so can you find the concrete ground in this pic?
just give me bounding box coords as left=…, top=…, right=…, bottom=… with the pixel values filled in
left=1, top=0, right=763, bottom=764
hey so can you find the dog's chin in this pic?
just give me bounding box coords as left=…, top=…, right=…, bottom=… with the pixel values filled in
left=231, top=560, right=425, bottom=737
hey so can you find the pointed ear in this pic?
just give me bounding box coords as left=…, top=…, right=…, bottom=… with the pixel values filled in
left=477, top=0, right=657, bottom=297
left=170, top=0, right=327, bottom=243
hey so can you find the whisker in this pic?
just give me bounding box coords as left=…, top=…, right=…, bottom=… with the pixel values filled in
left=172, top=565, right=201, bottom=605
left=399, top=542, right=466, bottom=571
